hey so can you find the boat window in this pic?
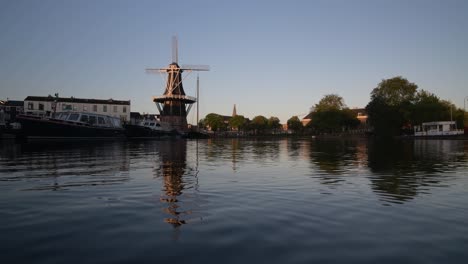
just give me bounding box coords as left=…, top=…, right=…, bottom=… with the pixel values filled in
left=68, top=113, right=80, bottom=121
left=439, top=125, right=443, bottom=131
left=110, top=118, right=121, bottom=128
left=80, top=115, right=89, bottom=123
left=149, top=123, right=155, bottom=126
left=156, top=123, right=161, bottom=127
left=144, top=122, right=149, bottom=126
left=58, top=113, right=69, bottom=120
left=88, top=116, right=97, bottom=125
left=98, top=117, right=106, bottom=125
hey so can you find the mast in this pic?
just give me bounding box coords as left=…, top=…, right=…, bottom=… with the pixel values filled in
left=197, top=74, right=199, bottom=130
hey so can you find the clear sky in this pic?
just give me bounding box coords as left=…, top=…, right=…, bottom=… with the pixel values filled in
left=1, top=0, right=467, bottom=123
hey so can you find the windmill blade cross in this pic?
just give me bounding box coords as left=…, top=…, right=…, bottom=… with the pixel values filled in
left=180, top=64, right=210, bottom=71
left=172, top=36, right=178, bottom=63
left=145, top=68, right=168, bottom=74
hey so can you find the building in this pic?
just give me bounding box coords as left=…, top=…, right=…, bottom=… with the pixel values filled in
left=0, top=100, right=24, bottom=123
left=301, top=112, right=313, bottom=126
left=24, top=96, right=131, bottom=121
left=351, top=108, right=368, bottom=125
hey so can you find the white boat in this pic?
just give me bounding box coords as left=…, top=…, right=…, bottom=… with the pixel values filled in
left=414, top=121, right=464, bottom=137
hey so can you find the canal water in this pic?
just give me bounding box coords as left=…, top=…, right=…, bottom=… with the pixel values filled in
left=0, top=138, right=467, bottom=264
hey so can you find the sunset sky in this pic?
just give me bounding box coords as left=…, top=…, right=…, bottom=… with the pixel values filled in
left=1, top=0, right=467, bottom=123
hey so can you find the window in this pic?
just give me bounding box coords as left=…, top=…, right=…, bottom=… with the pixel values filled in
left=123, top=106, right=127, bottom=113
left=62, top=104, right=72, bottom=111
left=98, top=117, right=106, bottom=125
left=73, top=105, right=78, bottom=111
left=39, top=103, right=44, bottom=111
left=28, top=102, right=34, bottom=110
left=88, top=116, right=96, bottom=125
left=113, top=105, right=117, bottom=112
left=103, top=105, right=107, bottom=112
left=93, top=105, right=97, bottom=112
left=68, top=113, right=80, bottom=121
left=80, top=115, right=89, bottom=123
left=83, top=106, right=88, bottom=112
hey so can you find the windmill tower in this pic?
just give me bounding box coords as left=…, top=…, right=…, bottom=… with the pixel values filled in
left=146, top=36, right=209, bottom=133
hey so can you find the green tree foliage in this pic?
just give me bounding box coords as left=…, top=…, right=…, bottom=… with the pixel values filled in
left=287, top=116, right=303, bottom=133
left=309, top=108, right=360, bottom=133
left=370, top=77, right=418, bottom=106
left=204, top=113, right=226, bottom=131
left=267, top=116, right=281, bottom=130
left=308, top=94, right=360, bottom=134
left=229, top=115, right=246, bottom=130
left=251, top=115, right=268, bottom=133
left=412, top=90, right=450, bottom=124
left=314, top=94, right=345, bottom=112
left=439, top=100, right=465, bottom=128
left=366, top=77, right=418, bottom=136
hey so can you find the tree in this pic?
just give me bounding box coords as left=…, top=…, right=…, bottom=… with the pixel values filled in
left=204, top=113, right=226, bottom=131
left=267, top=116, right=281, bottom=132
left=229, top=115, right=246, bottom=131
left=251, top=115, right=268, bottom=134
left=309, top=108, right=359, bottom=134
left=314, top=94, right=345, bottom=112
left=370, top=77, right=417, bottom=106
left=287, top=116, right=303, bottom=133
left=307, top=94, right=359, bottom=134
left=412, top=90, right=447, bottom=124
left=366, top=76, right=418, bottom=136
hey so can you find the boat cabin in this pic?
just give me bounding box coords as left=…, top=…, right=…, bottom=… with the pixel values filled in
left=414, top=121, right=464, bottom=136
left=54, top=112, right=122, bottom=129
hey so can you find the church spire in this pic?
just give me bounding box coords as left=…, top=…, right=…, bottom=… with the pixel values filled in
left=232, top=104, right=237, bottom=117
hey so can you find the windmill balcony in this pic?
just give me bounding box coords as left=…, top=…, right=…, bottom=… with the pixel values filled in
left=152, top=95, right=197, bottom=103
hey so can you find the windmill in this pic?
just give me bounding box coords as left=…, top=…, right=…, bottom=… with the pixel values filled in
left=146, top=36, right=209, bottom=133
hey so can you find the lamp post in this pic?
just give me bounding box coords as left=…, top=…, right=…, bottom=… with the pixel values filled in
left=465, top=96, right=468, bottom=113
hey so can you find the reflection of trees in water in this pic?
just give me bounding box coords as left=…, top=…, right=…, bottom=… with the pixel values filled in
left=204, top=139, right=235, bottom=162
left=250, top=139, right=280, bottom=162
left=286, top=138, right=305, bottom=158
left=153, top=140, right=199, bottom=228
left=308, top=139, right=366, bottom=186
left=367, top=139, right=466, bottom=205
left=203, top=139, right=280, bottom=171
left=0, top=141, right=130, bottom=190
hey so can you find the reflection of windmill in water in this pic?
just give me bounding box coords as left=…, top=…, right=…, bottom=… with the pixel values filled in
left=155, top=140, right=200, bottom=228
left=146, top=36, right=209, bottom=133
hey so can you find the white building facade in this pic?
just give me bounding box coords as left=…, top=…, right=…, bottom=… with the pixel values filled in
left=24, top=96, right=131, bottom=121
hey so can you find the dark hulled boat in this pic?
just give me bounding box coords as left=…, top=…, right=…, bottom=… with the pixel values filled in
left=15, top=112, right=125, bottom=139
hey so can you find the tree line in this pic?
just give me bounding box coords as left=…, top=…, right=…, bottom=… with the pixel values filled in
left=366, top=76, right=464, bottom=136
left=199, top=76, right=465, bottom=136
left=199, top=113, right=283, bottom=135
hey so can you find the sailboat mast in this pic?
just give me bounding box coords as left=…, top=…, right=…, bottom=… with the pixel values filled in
left=196, top=74, right=199, bottom=130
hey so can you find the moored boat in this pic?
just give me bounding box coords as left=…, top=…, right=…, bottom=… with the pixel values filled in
left=414, top=121, right=464, bottom=137
left=15, top=112, right=125, bottom=139
left=124, top=119, right=178, bottom=138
